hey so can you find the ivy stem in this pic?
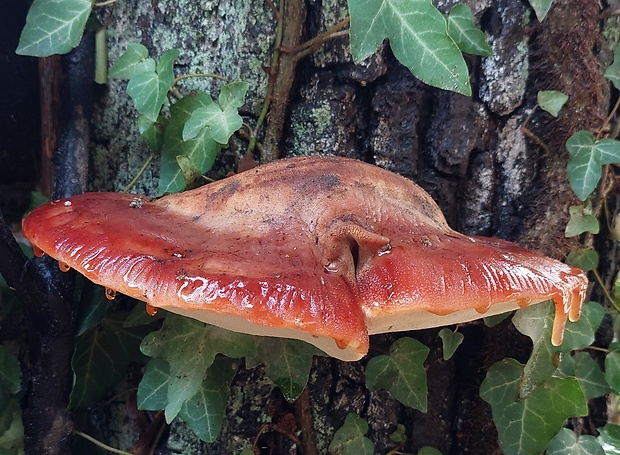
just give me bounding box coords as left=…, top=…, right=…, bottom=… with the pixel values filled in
left=73, top=431, right=133, bottom=455
left=94, top=0, right=117, bottom=6
left=123, top=153, right=155, bottom=193
left=519, top=105, right=552, bottom=155
left=596, top=95, right=620, bottom=140
left=586, top=345, right=611, bottom=354
left=282, top=16, right=350, bottom=57
left=592, top=268, right=619, bottom=311
left=248, top=0, right=285, bottom=156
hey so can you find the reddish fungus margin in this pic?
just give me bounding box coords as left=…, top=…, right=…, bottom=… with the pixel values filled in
left=22, top=155, right=588, bottom=361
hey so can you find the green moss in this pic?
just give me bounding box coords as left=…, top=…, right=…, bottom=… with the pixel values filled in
left=603, top=17, right=620, bottom=53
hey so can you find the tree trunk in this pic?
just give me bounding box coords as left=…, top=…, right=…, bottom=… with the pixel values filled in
left=1, top=0, right=617, bottom=453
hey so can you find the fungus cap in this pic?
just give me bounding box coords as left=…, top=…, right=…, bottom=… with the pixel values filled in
left=22, top=155, right=588, bottom=361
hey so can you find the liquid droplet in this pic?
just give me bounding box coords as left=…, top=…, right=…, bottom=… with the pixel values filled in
left=146, top=304, right=158, bottom=316
left=58, top=261, right=70, bottom=272
left=569, top=287, right=584, bottom=322
left=551, top=311, right=567, bottom=346
left=378, top=243, right=391, bottom=256
left=105, top=288, right=117, bottom=301
left=474, top=303, right=491, bottom=314
left=516, top=297, right=531, bottom=309
left=33, top=245, right=44, bottom=258
left=335, top=338, right=348, bottom=350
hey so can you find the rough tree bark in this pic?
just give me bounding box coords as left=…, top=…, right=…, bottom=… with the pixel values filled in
left=1, top=0, right=618, bottom=453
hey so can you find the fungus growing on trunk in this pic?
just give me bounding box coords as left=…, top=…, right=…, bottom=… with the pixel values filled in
left=22, top=156, right=588, bottom=361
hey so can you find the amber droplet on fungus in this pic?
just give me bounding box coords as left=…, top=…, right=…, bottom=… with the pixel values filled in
left=105, top=288, right=116, bottom=301
left=58, top=261, right=70, bottom=272
left=146, top=303, right=158, bottom=316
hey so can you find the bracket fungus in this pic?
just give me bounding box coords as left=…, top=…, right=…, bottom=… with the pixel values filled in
left=22, top=155, right=588, bottom=361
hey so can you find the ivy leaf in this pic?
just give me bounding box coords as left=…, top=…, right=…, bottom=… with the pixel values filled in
left=182, top=81, right=247, bottom=143
left=159, top=92, right=220, bottom=195
left=565, top=205, right=599, bottom=237
left=157, top=48, right=179, bottom=80
left=365, top=337, right=429, bottom=412
left=546, top=428, right=604, bottom=455
left=605, top=44, right=620, bottom=91
left=446, top=4, right=491, bottom=57
left=556, top=351, right=609, bottom=400
left=484, top=312, right=511, bottom=327
left=438, top=328, right=464, bottom=360
left=348, top=0, right=470, bottom=95
left=328, top=414, right=374, bottom=455
left=140, top=314, right=256, bottom=422
left=175, top=155, right=204, bottom=187
left=512, top=301, right=603, bottom=396
left=75, top=282, right=107, bottom=336
left=70, top=313, right=150, bottom=409
left=94, top=26, right=107, bottom=85
left=127, top=49, right=179, bottom=122
left=605, top=351, right=620, bottom=394
left=0, top=399, right=23, bottom=452
left=248, top=338, right=322, bottom=402
left=108, top=43, right=156, bottom=80
left=566, top=248, right=599, bottom=272
left=0, top=348, right=21, bottom=396
left=219, top=81, right=250, bottom=110
left=182, top=103, right=242, bottom=144
left=138, top=115, right=168, bottom=155
left=479, top=358, right=587, bottom=455
left=138, top=356, right=238, bottom=443
left=16, top=0, right=92, bottom=57
left=597, top=424, right=620, bottom=454
left=389, top=424, right=406, bottom=444
left=137, top=358, right=170, bottom=411
left=537, top=90, right=568, bottom=117
left=124, top=302, right=165, bottom=328
left=566, top=131, right=620, bottom=200
left=0, top=273, right=20, bottom=319
left=179, top=356, right=237, bottom=443
left=528, top=0, right=554, bottom=22
left=418, top=448, right=443, bottom=455
left=597, top=138, right=620, bottom=165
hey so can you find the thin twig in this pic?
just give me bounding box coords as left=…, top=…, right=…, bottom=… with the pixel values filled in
left=293, top=31, right=349, bottom=61
left=123, top=153, right=154, bottom=193
left=520, top=126, right=552, bottom=156
left=74, top=431, right=134, bottom=455
left=248, top=0, right=285, bottom=156
left=282, top=16, right=350, bottom=56
left=586, top=345, right=611, bottom=353
left=94, top=0, right=117, bottom=6
left=592, top=268, right=618, bottom=310
left=596, top=96, right=620, bottom=140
